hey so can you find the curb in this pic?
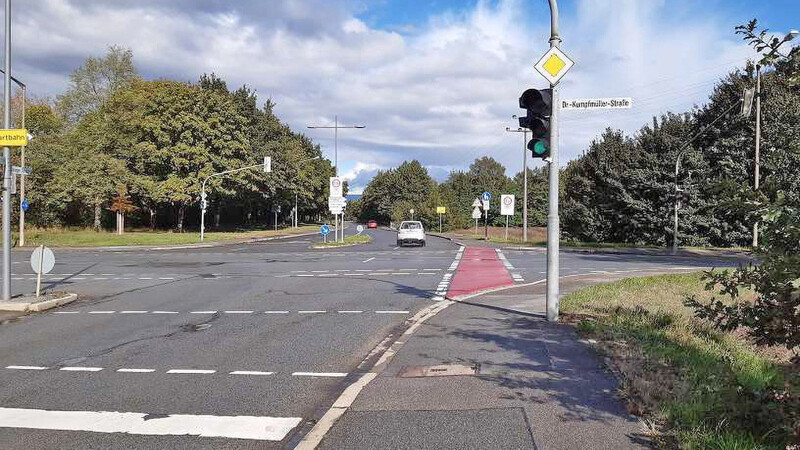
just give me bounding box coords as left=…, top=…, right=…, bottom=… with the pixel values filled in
left=0, top=293, right=78, bottom=313
left=13, top=230, right=322, bottom=253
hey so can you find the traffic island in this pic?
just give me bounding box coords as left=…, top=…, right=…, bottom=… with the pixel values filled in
left=0, top=292, right=78, bottom=313
left=312, top=234, right=371, bottom=249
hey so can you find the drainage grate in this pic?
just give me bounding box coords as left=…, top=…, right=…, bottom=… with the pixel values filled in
left=398, top=364, right=479, bottom=378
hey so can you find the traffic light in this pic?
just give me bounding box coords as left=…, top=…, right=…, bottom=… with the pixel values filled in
left=519, top=88, right=553, bottom=159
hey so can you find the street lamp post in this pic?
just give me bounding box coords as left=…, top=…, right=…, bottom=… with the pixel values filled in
left=0, top=69, right=26, bottom=246
left=200, top=159, right=271, bottom=242
left=506, top=122, right=529, bottom=242
left=307, top=116, right=365, bottom=243
left=2, top=0, right=12, bottom=301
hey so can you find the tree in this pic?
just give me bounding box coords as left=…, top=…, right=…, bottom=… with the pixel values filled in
left=57, top=46, right=139, bottom=124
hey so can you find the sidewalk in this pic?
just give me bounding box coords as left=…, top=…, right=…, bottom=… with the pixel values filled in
left=318, top=273, right=660, bottom=449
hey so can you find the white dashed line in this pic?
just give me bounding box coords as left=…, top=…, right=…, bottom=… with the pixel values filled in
left=116, top=368, right=156, bottom=373
left=224, top=311, right=254, bottom=314
left=6, top=366, right=48, bottom=371
left=120, top=311, right=148, bottom=314
left=88, top=311, right=115, bottom=314
left=298, top=310, right=326, bottom=314
left=362, top=257, right=375, bottom=263
left=264, top=311, right=289, bottom=314
left=337, top=311, right=363, bottom=314
left=190, top=311, right=218, bottom=314
left=166, top=369, right=216, bottom=374
left=375, top=311, right=410, bottom=314
left=53, top=311, right=79, bottom=315
left=59, top=367, right=103, bottom=372
left=229, top=371, right=275, bottom=376
left=291, top=372, right=348, bottom=377
left=151, top=311, right=179, bottom=314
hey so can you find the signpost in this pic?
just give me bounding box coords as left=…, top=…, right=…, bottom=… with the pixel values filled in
left=560, top=98, right=632, bottom=110
left=320, top=224, right=331, bottom=243
left=356, top=224, right=364, bottom=234
left=30, top=245, right=54, bottom=298
left=436, top=206, right=446, bottom=233
left=480, top=192, right=491, bottom=240
left=533, top=46, right=573, bottom=85
left=500, top=194, right=515, bottom=241
left=271, top=205, right=281, bottom=231
left=0, top=129, right=28, bottom=147
left=329, top=177, right=344, bottom=242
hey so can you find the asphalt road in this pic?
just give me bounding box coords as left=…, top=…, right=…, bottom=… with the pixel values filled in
left=0, top=227, right=742, bottom=448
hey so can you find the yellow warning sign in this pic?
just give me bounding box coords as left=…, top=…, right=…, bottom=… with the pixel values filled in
left=0, top=129, right=28, bottom=146
left=436, top=207, right=446, bottom=214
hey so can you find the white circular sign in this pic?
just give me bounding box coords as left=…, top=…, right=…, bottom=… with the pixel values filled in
left=332, top=179, right=341, bottom=187
left=30, top=246, right=55, bottom=274
left=409, top=209, right=415, bottom=214
left=356, top=225, right=364, bottom=234
left=503, top=197, right=513, bottom=205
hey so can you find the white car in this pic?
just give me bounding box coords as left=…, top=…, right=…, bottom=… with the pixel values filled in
left=397, top=221, right=426, bottom=247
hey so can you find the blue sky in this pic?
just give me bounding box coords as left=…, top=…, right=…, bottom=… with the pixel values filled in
left=12, top=0, right=800, bottom=193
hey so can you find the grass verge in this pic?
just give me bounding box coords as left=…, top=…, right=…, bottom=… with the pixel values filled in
left=562, top=273, right=798, bottom=449
left=16, top=226, right=320, bottom=247
left=312, top=233, right=371, bottom=248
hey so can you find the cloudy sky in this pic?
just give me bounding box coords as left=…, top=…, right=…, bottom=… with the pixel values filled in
left=10, top=0, right=800, bottom=193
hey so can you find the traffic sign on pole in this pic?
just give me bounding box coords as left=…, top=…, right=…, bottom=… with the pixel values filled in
left=329, top=177, right=343, bottom=198
left=0, top=129, right=28, bottom=147
left=471, top=207, right=482, bottom=219
left=30, top=245, right=55, bottom=298
left=561, top=98, right=632, bottom=110
left=534, top=46, right=574, bottom=85
left=481, top=192, right=492, bottom=202
left=320, top=225, right=331, bottom=236
left=20, top=199, right=28, bottom=212
left=500, top=195, right=515, bottom=216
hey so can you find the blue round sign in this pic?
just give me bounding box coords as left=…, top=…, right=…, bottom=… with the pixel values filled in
left=481, top=192, right=492, bottom=202
left=320, top=225, right=331, bottom=236
left=20, top=199, right=29, bottom=212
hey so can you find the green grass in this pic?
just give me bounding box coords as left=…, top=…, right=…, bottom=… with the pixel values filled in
left=562, top=273, right=795, bottom=449
left=312, top=233, right=371, bottom=248
left=16, top=225, right=320, bottom=248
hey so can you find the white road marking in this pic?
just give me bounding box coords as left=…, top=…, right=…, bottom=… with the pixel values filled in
left=53, top=311, right=79, bottom=315
left=116, top=368, right=155, bottom=373
left=151, top=311, right=179, bottom=314
left=120, top=311, right=148, bottom=314
left=291, top=372, right=347, bottom=377
left=224, top=311, right=254, bottom=314
left=264, top=311, right=289, bottom=314
left=296, top=274, right=314, bottom=277
left=337, top=311, right=363, bottom=314
left=362, top=257, right=375, bottom=263
left=6, top=365, right=48, bottom=370
left=60, top=367, right=103, bottom=372
left=319, top=274, right=338, bottom=277
left=159, top=277, right=175, bottom=280
left=139, top=277, right=153, bottom=280
left=0, top=407, right=302, bottom=441
left=88, top=311, right=115, bottom=314
left=166, top=369, right=216, bottom=374
left=190, top=311, right=217, bottom=314
left=298, top=310, right=326, bottom=314
left=229, top=371, right=275, bottom=376
left=375, top=311, right=410, bottom=314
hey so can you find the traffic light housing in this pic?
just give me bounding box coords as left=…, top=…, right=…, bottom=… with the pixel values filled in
left=519, top=88, right=553, bottom=159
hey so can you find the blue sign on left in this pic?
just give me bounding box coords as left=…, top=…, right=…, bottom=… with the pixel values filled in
left=320, top=225, right=331, bottom=236
left=20, top=199, right=29, bottom=212
left=481, top=192, right=492, bottom=202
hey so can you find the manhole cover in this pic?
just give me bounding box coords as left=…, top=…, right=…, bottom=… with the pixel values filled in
left=398, top=364, right=478, bottom=378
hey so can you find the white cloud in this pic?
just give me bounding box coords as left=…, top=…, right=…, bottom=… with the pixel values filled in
left=14, top=0, right=752, bottom=184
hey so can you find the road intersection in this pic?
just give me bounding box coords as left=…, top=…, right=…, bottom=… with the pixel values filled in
left=0, top=227, right=741, bottom=448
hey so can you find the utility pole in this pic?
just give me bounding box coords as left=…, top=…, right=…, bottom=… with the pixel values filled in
left=506, top=125, right=529, bottom=242
left=545, top=0, right=561, bottom=322
left=753, top=65, right=761, bottom=248
left=2, top=0, right=12, bottom=301
left=308, top=117, right=364, bottom=244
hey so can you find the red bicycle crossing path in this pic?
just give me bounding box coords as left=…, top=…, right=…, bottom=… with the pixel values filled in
left=447, top=247, right=514, bottom=298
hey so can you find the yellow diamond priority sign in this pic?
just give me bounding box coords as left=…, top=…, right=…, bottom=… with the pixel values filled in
left=0, top=129, right=28, bottom=147
left=534, top=47, right=574, bottom=85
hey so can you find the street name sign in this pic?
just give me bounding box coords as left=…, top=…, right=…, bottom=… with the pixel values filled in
left=561, top=98, right=632, bottom=110
left=329, top=177, right=343, bottom=198
left=11, top=166, right=31, bottom=175
left=471, top=207, right=482, bottom=219
left=0, top=129, right=28, bottom=147
left=534, top=47, right=574, bottom=85
left=500, top=194, right=515, bottom=216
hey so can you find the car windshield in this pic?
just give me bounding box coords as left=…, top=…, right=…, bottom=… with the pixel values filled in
left=400, top=222, right=422, bottom=230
